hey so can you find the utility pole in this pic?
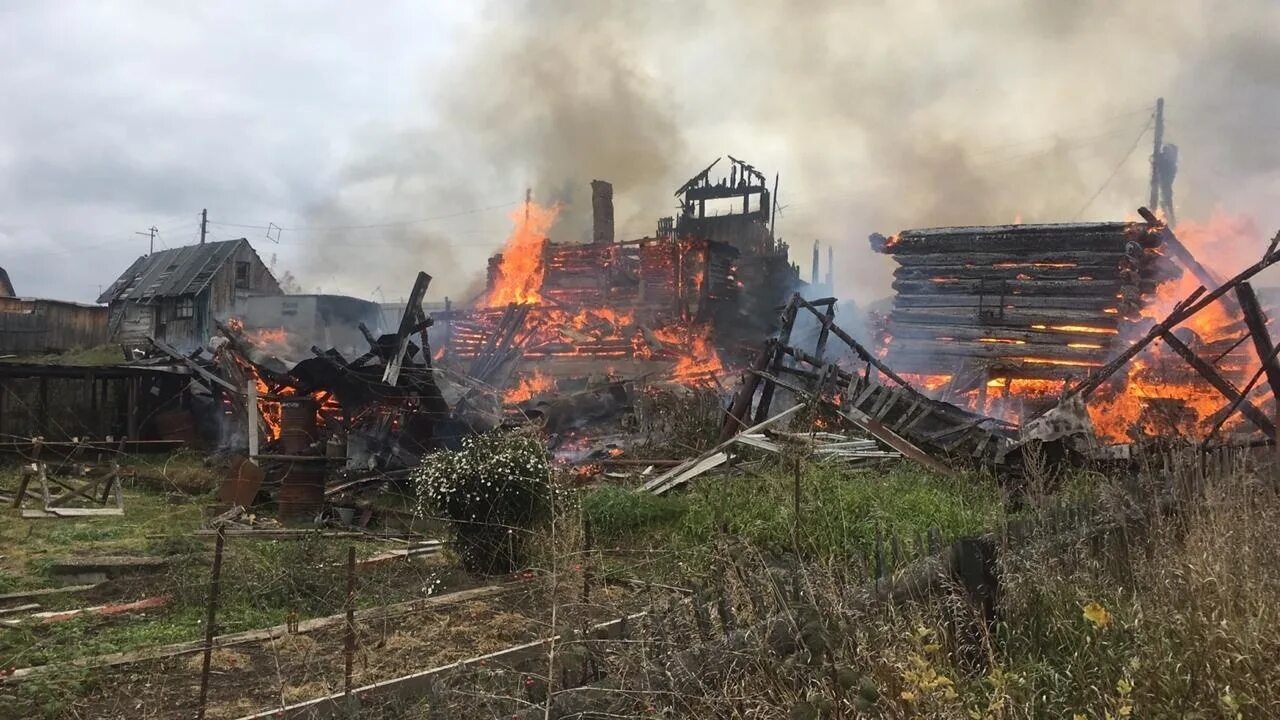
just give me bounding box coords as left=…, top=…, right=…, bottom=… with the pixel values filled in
left=1149, top=98, right=1164, bottom=212
left=136, top=226, right=158, bottom=255
left=523, top=188, right=531, bottom=224
left=200, top=208, right=208, bottom=245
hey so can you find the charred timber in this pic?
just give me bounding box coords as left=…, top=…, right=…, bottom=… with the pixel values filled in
left=893, top=294, right=1121, bottom=311
left=888, top=307, right=1123, bottom=327
left=887, top=324, right=1118, bottom=345
left=891, top=278, right=1156, bottom=296
left=891, top=250, right=1167, bottom=267
left=892, top=265, right=1174, bottom=283
left=870, top=222, right=1151, bottom=255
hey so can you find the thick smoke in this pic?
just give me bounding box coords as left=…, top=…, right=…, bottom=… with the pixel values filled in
left=301, top=1, right=688, bottom=302
left=306, top=0, right=1280, bottom=304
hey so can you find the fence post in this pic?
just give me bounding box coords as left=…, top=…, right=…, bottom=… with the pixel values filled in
left=196, top=526, right=226, bottom=720
left=344, top=545, right=357, bottom=702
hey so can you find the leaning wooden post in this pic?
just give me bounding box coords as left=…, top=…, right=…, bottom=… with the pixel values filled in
left=344, top=545, right=357, bottom=701
left=1234, top=282, right=1280, bottom=473
left=196, top=526, right=227, bottom=720
left=246, top=380, right=259, bottom=459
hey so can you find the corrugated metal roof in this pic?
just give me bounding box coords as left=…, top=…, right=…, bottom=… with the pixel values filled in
left=97, top=239, right=247, bottom=304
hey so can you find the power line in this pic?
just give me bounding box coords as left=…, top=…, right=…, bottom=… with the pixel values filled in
left=1074, top=112, right=1156, bottom=219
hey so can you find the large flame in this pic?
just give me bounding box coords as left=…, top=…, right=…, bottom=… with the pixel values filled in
left=483, top=202, right=558, bottom=307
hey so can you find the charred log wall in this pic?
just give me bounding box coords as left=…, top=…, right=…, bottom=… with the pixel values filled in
left=871, top=222, right=1180, bottom=383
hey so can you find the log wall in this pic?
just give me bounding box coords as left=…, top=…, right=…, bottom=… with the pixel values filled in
left=871, top=222, right=1180, bottom=384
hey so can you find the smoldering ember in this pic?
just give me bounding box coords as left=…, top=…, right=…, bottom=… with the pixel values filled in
left=5, top=13, right=1280, bottom=719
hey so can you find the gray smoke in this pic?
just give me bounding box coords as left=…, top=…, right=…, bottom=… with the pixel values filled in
left=304, top=0, right=1280, bottom=304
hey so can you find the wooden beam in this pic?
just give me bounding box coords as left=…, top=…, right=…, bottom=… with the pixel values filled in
left=719, top=338, right=777, bottom=441
left=1234, top=283, right=1280, bottom=398
left=1138, top=207, right=1240, bottom=315
left=147, top=337, right=239, bottom=394
left=1157, top=328, right=1274, bottom=435
left=383, top=271, right=432, bottom=386
left=1062, top=241, right=1280, bottom=402
left=791, top=294, right=911, bottom=388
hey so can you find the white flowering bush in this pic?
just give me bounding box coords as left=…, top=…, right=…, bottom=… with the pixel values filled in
left=412, top=431, right=553, bottom=574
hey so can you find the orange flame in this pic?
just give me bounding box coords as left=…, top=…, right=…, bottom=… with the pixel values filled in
left=484, top=202, right=558, bottom=307
left=504, top=370, right=556, bottom=404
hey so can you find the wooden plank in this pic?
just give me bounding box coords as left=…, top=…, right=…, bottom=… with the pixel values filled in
left=383, top=271, right=432, bottom=386
left=887, top=323, right=1119, bottom=344
left=893, top=293, right=1119, bottom=311
left=644, top=404, right=804, bottom=495
left=647, top=452, right=730, bottom=496
left=892, top=278, right=1130, bottom=296
left=892, top=251, right=1129, bottom=267
left=732, top=434, right=784, bottom=453
left=47, top=508, right=123, bottom=517
left=0, top=584, right=100, bottom=605
left=839, top=405, right=959, bottom=478
left=756, top=370, right=960, bottom=478
left=0, top=603, right=40, bottom=617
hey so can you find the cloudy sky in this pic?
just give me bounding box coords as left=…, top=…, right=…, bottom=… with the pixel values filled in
left=3, top=0, right=1279, bottom=306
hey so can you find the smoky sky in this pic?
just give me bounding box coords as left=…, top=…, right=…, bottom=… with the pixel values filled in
left=3, top=0, right=1279, bottom=306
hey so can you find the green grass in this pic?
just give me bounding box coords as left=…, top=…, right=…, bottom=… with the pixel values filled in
left=584, top=461, right=1003, bottom=566
left=582, top=485, right=688, bottom=541
left=0, top=469, right=206, bottom=591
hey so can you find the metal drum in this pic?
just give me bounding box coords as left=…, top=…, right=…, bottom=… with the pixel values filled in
left=277, top=397, right=324, bottom=522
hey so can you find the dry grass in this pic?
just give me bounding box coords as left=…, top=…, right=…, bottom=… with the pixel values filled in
left=454, top=456, right=1280, bottom=720
left=184, top=648, right=250, bottom=672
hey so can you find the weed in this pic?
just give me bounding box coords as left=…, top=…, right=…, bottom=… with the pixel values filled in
left=582, top=485, right=687, bottom=541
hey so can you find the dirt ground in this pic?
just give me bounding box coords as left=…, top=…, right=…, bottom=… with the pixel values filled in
left=27, top=579, right=643, bottom=720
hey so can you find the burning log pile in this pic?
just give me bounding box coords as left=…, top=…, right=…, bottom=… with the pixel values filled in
left=436, top=205, right=738, bottom=402
left=870, top=220, right=1181, bottom=385
left=872, top=209, right=1280, bottom=446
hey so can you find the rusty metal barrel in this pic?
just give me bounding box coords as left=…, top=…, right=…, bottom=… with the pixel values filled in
left=277, top=397, right=325, bottom=522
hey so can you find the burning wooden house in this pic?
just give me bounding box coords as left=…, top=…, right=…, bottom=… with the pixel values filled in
left=436, top=158, right=803, bottom=401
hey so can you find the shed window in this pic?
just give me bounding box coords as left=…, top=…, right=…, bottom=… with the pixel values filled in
left=235, top=261, right=251, bottom=289
left=175, top=296, right=194, bottom=319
